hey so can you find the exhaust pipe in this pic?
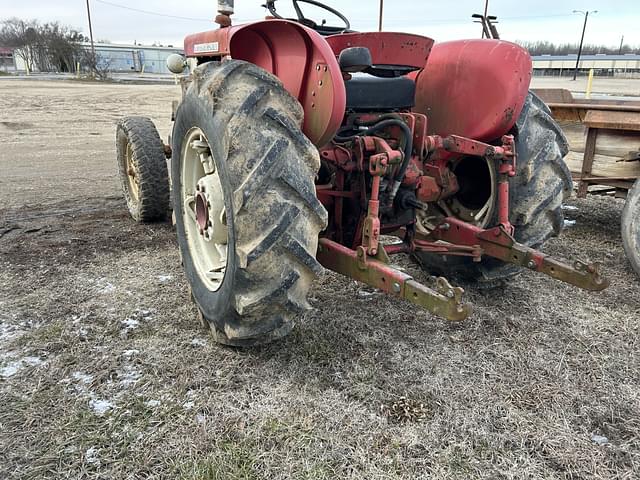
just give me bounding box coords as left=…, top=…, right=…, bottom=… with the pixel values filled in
left=218, top=0, right=234, bottom=15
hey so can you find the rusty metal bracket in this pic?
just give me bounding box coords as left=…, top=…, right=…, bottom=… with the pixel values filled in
left=317, top=238, right=472, bottom=321
left=430, top=218, right=609, bottom=291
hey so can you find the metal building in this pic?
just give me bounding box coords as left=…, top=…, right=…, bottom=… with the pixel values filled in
left=532, top=54, right=640, bottom=77
left=91, top=43, right=183, bottom=74
left=10, top=42, right=183, bottom=74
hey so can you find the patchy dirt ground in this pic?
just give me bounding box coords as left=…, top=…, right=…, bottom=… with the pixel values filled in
left=1, top=79, right=639, bottom=479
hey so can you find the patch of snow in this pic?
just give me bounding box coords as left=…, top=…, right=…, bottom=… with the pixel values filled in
left=1, top=361, right=21, bottom=378
left=1, top=356, right=43, bottom=378
left=89, top=398, right=114, bottom=416
left=98, top=282, right=115, bottom=294
left=196, top=413, right=207, bottom=424
left=357, top=289, right=380, bottom=299
left=562, top=205, right=579, bottom=211
left=71, top=313, right=90, bottom=324
left=564, top=219, right=577, bottom=228
left=72, top=372, right=94, bottom=385
left=122, top=349, right=139, bottom=357
left=145, top=400, right=161, bottom=408
left=183, top=401, right=195, bottom=410
left=22, top=356, right=43, bottom=366
left=121, top=318, right=140, bottom=330
left=158, top=275, right=173, bottom=283
left=591, top=433, right=609, bottom=446
left=118, top=366, right=141, bottom=388
left=0, top=323, right=26, bottom=348
left=85, top=447, right=100, bottom=466
left=191, top=338, right=208, bottom=347
left=75, top=327, right=88, bottom=338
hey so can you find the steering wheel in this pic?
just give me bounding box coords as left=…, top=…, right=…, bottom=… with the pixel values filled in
left=264, top=0, right=351, bottom=35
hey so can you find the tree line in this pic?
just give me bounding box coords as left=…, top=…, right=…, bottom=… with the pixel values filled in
left=0, top=18, right=94, bottom=73
left=518, top=40, right=639, bottom=56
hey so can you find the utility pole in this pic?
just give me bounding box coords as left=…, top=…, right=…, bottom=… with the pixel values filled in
left=572, top=10, right=596, bottom=81
left=86, top=0, right=96, bottom=71
left=619, top=35, right=624, bottom=55
left=378, top=0, right=384, bottom=32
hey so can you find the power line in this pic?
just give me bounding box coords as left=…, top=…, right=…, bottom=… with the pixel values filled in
left=93, top=0, right=220, bottom=23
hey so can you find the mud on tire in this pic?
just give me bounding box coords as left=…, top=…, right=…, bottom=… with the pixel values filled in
left=172, top=61, right=328, bottom=346
left=116, top=116, right=170, bottom=222
left=622, top=179, right=640, bottom=278
left=414, top=92, right=573, bottom=284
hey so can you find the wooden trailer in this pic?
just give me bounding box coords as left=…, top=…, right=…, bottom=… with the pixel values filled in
left=532, top=88, right=640, bottom=277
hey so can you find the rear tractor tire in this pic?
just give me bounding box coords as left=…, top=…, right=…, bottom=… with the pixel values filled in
left=414, top=92, right=573, bottom=284
left=116, top=116, right=170, bottom=222
left=622, top=179, right=640, bottom=278
left=172, top=61, right=328, bottom=346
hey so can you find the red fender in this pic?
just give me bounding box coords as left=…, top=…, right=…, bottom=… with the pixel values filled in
left=184, top=20, right=345, bottom=147
left=326, top=32, right=434, bottom=69
left=414, top=39, right=532, bottom=141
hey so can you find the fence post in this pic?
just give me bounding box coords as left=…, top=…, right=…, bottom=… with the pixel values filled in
left=586, top=68, right=594, bottom=99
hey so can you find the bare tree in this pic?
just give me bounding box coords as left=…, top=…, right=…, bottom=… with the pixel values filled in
left=0, top=18, right=38, bottom=71
left=518, top=40, right=639, bottom=56
left=0, top=18, right=90, bottom=73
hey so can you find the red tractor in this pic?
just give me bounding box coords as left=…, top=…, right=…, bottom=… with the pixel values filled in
left=116, top=0, right=608, bottom=346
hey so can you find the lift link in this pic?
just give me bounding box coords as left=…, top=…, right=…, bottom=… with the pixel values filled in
left=430, top=218, right=609, bottom=292
left=317, top=238, right=472, bottom=321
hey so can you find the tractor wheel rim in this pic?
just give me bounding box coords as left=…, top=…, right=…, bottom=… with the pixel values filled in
left=417, top=156, right=497, bottom=233
left=443, top=155, right=497, bottom=228
left=125, top=143, right=140, bottom=202
left=181, top=127, right=228, bottom=292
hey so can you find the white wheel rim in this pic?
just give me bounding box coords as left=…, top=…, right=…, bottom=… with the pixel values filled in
left=181, top=127, right=228, bottom=292
left=417, top=157, right=497, bottom=234
left=444, top=156, right=497, bottom=228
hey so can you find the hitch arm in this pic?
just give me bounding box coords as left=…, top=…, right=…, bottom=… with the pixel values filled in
left=317, top=238, right=472, bottom=321
left=430, top=218, right=609, bottom=291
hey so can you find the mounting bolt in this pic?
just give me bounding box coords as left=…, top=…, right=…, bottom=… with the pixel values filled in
left=441, top=223, right=450, bottom=231
left=392, top=282, right=401, bottom=293
left=527, top=260, right=537, bottom=269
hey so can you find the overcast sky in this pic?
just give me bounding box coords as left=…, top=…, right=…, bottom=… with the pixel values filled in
left=1, top=0, right=638, bottom=48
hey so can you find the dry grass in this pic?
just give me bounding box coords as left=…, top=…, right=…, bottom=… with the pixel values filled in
left=1, top=80, right=639, bottom=479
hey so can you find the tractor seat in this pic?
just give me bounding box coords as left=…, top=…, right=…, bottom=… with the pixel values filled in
left=345, top=74, right=416, bottom=112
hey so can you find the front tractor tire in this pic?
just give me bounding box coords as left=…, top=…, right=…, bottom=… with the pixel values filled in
left=172, top=61, right=328, bottom=346
left=415, top=92, right=573, bottom=284
left=116, top=117, right=170, bottom=222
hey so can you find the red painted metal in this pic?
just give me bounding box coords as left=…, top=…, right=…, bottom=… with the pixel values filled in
left=416, top=176, right=441, bottom=203
left=414, top=39, right=532, bottom=141
left=325, top=32, right=434, bottom=69
left=184, top=20, right=346, bottom=147
left=496, top=135, right=517, bottom=233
